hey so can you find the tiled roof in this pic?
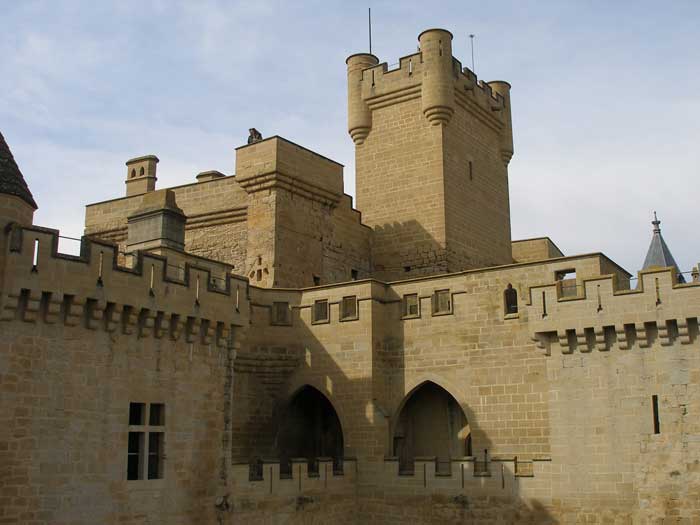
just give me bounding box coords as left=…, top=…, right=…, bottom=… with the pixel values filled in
left=0, top=132, right=37, bottom=209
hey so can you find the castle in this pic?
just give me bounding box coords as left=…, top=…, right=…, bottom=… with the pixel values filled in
left=1, top=28, right=699, bottom=524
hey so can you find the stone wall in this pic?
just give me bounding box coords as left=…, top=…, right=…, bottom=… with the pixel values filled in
left=0, top=224, right=249, bottom=525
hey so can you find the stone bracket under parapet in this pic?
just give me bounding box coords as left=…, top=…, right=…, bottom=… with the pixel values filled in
left=531, top=317, right=699, bottom=355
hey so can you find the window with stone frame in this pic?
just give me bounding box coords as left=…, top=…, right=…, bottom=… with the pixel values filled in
left=432, top=289, right=451, bottom=315
left=402, top=293, right=420, bottom=318
left=340, top=296, right=358, bottom=320
left=271, top=301, right=291, bottom=325
left=127, top=402, right=165, bottom=481
left=312, top=299, right=329, bottom=323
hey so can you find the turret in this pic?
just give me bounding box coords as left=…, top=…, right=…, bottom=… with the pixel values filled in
left=418, top=28, right=455, bottom=126
left=487, top=81, right=514, bottom=166
left=346, top=53, right=379, bottom=144
left=0, top=132, right=36, bottom=228
left=125, top=155, right=159, bottom=197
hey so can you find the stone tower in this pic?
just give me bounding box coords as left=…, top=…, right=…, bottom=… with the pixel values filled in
left=347, top=29, right=514, bottom=279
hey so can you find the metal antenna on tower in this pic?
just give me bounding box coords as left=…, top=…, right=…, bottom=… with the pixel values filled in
left=469, top=34, right=475, bottom=71
left=368, top=8, right=372, bottom=54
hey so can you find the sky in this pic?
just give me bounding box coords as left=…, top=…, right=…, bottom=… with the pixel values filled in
left=1, top=0, right=698, bottom=276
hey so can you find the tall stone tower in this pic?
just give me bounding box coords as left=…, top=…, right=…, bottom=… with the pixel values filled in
left=347, top=29, right=514, bottom=279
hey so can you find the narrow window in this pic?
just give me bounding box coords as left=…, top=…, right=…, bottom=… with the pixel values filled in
left=652, top=395, right=660, bottom=434
left=468, top=160, right=473, bottom=181
left=341, top=296, right=357, bottom=320
left=32, top=239, right=39, bottom=270
left=432, top=289, right=451, bottom=314
left=130, top=168, right=136, bottom=178
left=312, top=299, right=329, bottom=323
left=139, top=167, right=145, bottom=176
left=256, top=269, right=262, bottom=282
left=403, top=294, right=419, bottom=318
left=504, top=284, right=518, bottom=315
left=313, top=275, right=321, bottom=286
left=127, top=431, right=144, bottom=480
left=271, top=301, right=290, bottom=325
left=351, top=269, right=359, bottom=281
left=148, top=432, right=164, bottom=479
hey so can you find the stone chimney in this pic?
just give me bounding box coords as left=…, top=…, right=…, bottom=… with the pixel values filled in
left=126, top=189, right=186, bottom=253
left=125, top=155, right=158, bottom=197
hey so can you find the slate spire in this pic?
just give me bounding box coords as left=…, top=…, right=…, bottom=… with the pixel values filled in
left=642, top=211, right=685, bottom=283
left=0, top=132, right=38, bottom=209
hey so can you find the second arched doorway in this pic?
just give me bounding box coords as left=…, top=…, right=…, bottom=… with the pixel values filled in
left=393, top=381, right=471, bottom=474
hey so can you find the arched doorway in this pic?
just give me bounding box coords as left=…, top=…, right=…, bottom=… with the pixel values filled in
left=393, top=381, right=470, bottom=474
left=275, top=385, right=344, bottom=475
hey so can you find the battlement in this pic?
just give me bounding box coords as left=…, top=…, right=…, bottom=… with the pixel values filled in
left=0, top=223, right=249, bottom=341
left=359, top=53, right=505, bottom=125
left=230, top=457, right=356, bottom=497
left=378, top=456, right=550, bottom=496
left=347, top=28, right=510, bottom=142
left=526, top=266, right=700, bottom=354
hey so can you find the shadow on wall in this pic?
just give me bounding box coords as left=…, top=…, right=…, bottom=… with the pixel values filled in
left=372, top=220, right=447, bottom=281
left=229, top=282, right=559, bottom=523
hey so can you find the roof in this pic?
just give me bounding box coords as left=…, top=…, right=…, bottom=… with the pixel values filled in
left=642, top=212, right=685, bottom=283
left=0, top=132, right=37, bottom=209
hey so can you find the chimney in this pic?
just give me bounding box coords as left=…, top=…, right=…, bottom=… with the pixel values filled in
left=125, top=155, right=158, bottom=197
left=126, top=189, right=185, bottom=253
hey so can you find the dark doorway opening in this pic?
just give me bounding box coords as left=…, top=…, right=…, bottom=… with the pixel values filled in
left=393, top=381, right=470, bottom=475
left=276, top=386, right=344, bottom=476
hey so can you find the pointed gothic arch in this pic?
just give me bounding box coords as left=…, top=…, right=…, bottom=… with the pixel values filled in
left=392, top=380, right=470, bottom=474
left=275, top=385, right=344, bottom=473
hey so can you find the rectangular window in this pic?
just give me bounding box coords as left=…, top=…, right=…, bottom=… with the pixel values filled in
left=129, top=402, right=145, bottom=425
left=403, top=294, right=419, bottom=318
left=341, top=296, right=358, bottom=320
left=351, top=269, right=359, bottom=281
left=312, top=299, right=329, bottom=323
left=127, top=403, right=165, bottom=481
left=149, top=403, right=165, bottom=426
left=313, top=275, right=321, bottom=286
left=148, top=432, right=164, bottom=479
left=652, top=395, right=660, bottom=434
left=127, top=432, right=144, bottom=480
left=432, top=290, right=451, bottom=314
left=271, top=302, right=291, bottom=325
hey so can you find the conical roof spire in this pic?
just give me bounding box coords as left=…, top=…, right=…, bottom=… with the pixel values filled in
left=642, top=211, right=685, bottom=283
left=0, top=132, right=37, bottom=209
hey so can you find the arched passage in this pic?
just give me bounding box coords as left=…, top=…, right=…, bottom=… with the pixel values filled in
left=275, top=385, right=344, bottom=473
left=393, top=381, right=470, bottom=474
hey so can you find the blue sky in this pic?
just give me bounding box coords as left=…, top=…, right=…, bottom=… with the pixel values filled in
left=2, top=0, right=698, bottom=276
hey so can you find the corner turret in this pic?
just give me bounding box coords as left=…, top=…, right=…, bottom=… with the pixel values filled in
left=346, top=53, right=379, bottom=144
left=418, top=28, right=455, bottom=126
